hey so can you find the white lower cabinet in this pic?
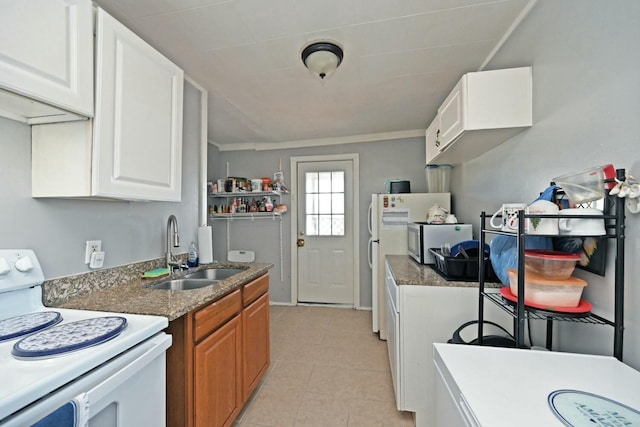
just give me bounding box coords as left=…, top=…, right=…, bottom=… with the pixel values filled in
left=31, top=8, right=184, bottom=202
left=0, top=0, right=93, bottom=122
left=426, top=67, right=532, bottom=165
left=385, top=260, right=510, bottom=427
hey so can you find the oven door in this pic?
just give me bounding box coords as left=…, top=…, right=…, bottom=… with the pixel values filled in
left=407, top=223, right=423, bottom=263
left=2, top=333, right=172, bottom=427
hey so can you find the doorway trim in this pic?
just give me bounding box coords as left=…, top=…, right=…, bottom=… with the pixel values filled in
left=290, top=154, right=360, bottom=308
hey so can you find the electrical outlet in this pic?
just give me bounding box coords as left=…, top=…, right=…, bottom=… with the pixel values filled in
left=85, top=240, right=102, bottom=264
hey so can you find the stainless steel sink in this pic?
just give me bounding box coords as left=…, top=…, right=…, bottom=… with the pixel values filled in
left=184, top=268, right=246, bottom=281
left=147, top=278, right=218, bottom=291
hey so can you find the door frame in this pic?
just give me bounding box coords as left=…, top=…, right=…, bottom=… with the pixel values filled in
left=290, top=154, right=360, bottom=308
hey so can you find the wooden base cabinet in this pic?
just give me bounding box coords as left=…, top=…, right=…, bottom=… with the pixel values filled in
left=242, top=291, right=270, bottom=401
left=166, top=274, right=270, bottom=427
left=195, top=314, right=242, bottom=427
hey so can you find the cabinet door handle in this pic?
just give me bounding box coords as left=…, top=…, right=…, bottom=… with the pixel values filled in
left=435, top=129, right=441, bottom=147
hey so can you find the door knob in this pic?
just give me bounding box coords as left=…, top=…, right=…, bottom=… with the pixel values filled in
left=297, top=239, right=305, bottom=247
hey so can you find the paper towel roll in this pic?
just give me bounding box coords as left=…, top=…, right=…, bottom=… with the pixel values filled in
left=198, top=226, right=213, bottom=264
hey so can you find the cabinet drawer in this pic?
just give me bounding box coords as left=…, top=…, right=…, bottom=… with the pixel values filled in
left=194, top=289, right=242, bottom=342
left=243, top=274, right=269, bottom=307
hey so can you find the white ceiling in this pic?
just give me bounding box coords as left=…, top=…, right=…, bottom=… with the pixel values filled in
left=93, top=0, right=534, bottom=150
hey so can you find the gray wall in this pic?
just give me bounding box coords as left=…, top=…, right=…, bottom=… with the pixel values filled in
left=0, top=81, right=202, bottom=279
left=452, top=1, right=640, bottom=367
left=207, top=138, right=429, bottom=306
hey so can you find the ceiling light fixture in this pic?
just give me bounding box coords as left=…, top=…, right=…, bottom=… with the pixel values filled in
left=301, top=41, right=344, bottom=80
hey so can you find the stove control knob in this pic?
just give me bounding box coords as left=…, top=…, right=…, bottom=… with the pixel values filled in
left=0, top=257, right=10, bottom=275
left=15, top=256, right=34, bottom=273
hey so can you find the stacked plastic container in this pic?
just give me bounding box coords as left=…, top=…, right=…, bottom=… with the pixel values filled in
left=507, top=250, right=586, bottom=307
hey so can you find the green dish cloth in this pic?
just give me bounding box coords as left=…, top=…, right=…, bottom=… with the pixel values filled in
left=142, top=267, right=170, bottom=278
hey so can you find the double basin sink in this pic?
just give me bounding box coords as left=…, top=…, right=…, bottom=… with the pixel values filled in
left=147, top=268, right=246, bottom=291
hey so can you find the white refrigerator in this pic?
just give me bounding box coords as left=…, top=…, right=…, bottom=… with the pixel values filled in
left=368, top=193, right=450, bottom=339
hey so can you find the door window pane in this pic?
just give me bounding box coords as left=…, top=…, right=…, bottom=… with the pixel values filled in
left=306, top=194, right=319, bottom=214
left=306, top=215, right=318, bottom=236
left=318, top=172, right=331, bottom=193
left=319, top=215, right=332, bottom=236
left=318, top=194, right=332, bottom=214
left=332, top=172, right=344, bottom=192
left=332, top=216, right=345, bottom=235
left=332, top=193, right=344, bottom=214
left=305, top=170, right=345, bottom=236
left=306, top=173, right=318, bottom=193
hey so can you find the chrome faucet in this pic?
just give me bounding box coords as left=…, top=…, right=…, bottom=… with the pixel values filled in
left=166, top=215, right=181, bottom=270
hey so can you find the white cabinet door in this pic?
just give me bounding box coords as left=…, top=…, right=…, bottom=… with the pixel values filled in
left=0, top=0, right=93, bottom=117
left=436, top=79, right=464, bottom=150
left=93, top=8, right=184, bottom=201
left=425, top=119, right=441, bottom=164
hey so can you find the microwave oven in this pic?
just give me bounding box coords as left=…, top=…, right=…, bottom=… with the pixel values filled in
left=407, top=222, right=472, bottom=264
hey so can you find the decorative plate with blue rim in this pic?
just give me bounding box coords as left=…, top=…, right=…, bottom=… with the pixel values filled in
left=0, top=312, right=62, bottom=342
left=12, top=316, right=127, bottom=359
left=549, top=389, right=640, bottom=426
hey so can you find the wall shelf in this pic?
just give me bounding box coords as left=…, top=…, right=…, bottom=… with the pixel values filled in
left=208, top=190, right=285, bottom=198
left=209, top=212, right=283, bottom=220
left=207, top=186, right=287, bottom=283
left=208, top=190, right=286, bottom=217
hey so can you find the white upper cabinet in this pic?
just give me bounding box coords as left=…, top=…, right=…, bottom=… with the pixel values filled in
left=92, top=8, right=184, bottom=201
left=0, top=0, right=93, bottom=123
left=426, top=67, right=532, bottom=165
left=32, top=8, right=184, bottom=202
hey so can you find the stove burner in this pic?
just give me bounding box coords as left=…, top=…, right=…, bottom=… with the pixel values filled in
left=12, top=316, right=128, bottom=359
left=0, top=311, right=62, bottom=342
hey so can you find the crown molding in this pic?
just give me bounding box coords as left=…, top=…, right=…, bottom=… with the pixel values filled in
left=208, top=129, right=425, bottom=152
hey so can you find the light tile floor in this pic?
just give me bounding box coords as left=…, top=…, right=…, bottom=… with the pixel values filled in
left=235, top=305, right=414, bottom=427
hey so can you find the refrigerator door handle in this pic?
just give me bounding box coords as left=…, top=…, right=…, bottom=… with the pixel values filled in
left=367, top=237, right=373, bottom=268
left=367, top=203, right=373, bottom=235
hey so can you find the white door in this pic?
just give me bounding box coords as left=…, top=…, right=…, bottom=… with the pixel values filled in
left=297, top=160, right=354, bottom=304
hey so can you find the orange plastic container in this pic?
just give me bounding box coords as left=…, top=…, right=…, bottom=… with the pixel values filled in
left=507, top=269, right=587, bottom=307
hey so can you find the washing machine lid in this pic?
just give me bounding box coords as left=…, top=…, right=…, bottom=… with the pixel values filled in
left=12, top=316, right=127, bottom=359
left=549, top=389, right=640, bottom=426
left=0, top=311, right=62, bottom=342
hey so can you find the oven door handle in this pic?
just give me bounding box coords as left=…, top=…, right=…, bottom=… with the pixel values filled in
left=86, top=334, right=171, bottom=403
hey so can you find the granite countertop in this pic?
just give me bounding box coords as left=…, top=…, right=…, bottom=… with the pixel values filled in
left=386, top=255, right=502, bottom=288
left=53, top=262, right=273, bottom=321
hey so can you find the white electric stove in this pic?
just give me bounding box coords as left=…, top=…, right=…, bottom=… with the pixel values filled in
left=0, top=249, right=172, bottom=426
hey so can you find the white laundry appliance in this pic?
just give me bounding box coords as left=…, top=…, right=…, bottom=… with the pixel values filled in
left=433, top=343, right=640, bottom=426
left=0, top=249, right=172, bottom=426
left=368, top=193, right=450, bottom=339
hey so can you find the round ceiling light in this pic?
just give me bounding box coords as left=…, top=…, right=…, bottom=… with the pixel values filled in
left=301, top=41, right=344, bottom=80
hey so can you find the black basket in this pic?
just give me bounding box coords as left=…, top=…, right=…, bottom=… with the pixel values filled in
left=429, top=248, right=498, bottom=281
